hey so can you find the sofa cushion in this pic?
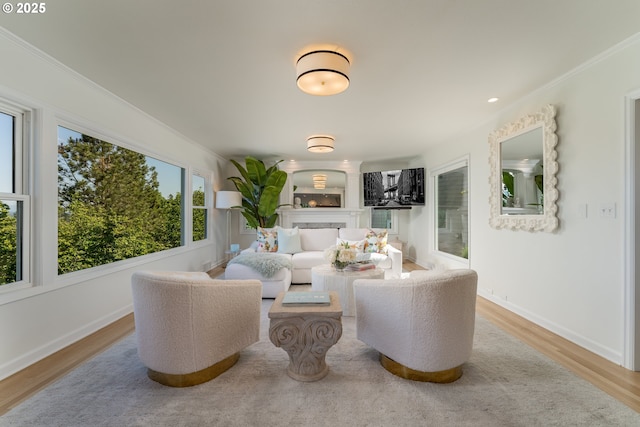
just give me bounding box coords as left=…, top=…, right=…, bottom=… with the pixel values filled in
left=276, top=226, right=302, bottom=254
left=291, top=251, right=326, bottom=269
left=225, top=257, right=291, bottom=281
left=338, top=228, right=371, bottom=241
left=256, top=227, right=278, bottom=252
left=299, top=228, right=339, bottom=251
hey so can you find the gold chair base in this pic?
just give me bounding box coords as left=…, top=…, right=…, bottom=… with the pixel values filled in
left=147, top=352, right=240, bottom=387
left=379, top=354, right=463, bottom=383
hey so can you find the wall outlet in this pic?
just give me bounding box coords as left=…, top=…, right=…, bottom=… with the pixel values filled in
left=599, top=202, right=616, bottom=218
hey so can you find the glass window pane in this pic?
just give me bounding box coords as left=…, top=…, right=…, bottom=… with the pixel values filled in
left=0, top=112, right=14, bottom=193
left=371, top=209, right=392, bottom=229
left=192, top=208, right=207, bottom=241
left=191, top=174, right=207, bottom=241
left=192, top=174, right=205, bottom=206
left=57, top=126, right=184, bottom=274
left=437, top=165, right=468, bottom=259
left=0, top=199, right=22, bottom=285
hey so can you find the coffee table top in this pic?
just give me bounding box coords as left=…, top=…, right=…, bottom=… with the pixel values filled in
left=269, top=291, right=342, bottom=319
left=311, top=264, right=385, bottom=278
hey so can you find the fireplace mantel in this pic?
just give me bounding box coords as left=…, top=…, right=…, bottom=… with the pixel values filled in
left=280, top=208, right=362, bottom=229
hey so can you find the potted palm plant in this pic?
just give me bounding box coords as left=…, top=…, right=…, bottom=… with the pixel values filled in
left=227, top=156, right=288, bottom=229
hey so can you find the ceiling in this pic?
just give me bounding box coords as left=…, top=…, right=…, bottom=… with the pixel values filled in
left=1, top=1, right=639, bottom=163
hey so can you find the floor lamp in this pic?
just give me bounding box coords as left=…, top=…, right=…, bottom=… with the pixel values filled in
left=215, top=191, right=242, bottom=263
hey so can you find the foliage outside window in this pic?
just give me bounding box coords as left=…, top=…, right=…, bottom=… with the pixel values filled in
left=192, top=174, right=207, bottom=241
left=434, top=159, right=469, bottom=259
left=57, top=126, right=184, bottom=274
left=0, top=105, right=29, bottom=287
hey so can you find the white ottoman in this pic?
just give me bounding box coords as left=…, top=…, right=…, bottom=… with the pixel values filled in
left=225, top=262, right=292, bottom=298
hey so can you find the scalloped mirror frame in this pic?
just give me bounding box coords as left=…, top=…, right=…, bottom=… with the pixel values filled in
left=488, top=104, right=559, bottom=232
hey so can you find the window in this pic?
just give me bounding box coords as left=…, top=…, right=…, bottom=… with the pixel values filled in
left=0, top=103, right=30, bottom=287
left=433, top=158, right=469, bottom=259
left=370, top=209, right=399, bottom=234
left=57, top=126, right=184, bottom=274
left=192, top=173, right=207, bottom=241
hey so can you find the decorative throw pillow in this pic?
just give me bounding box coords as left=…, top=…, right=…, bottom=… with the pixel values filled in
left=336, top=238, right=365, bottom=253
left=364, top=229, right=388, bottom=254
left=277, top=226, right=302, bottom=254
left=256, top=227, right=278, bottom=252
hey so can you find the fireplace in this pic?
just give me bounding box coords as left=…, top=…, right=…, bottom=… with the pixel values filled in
left=292, top=222, right=346, bottom=229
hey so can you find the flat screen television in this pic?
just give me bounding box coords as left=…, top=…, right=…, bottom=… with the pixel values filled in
left=363, top=167, right=425, bottom=208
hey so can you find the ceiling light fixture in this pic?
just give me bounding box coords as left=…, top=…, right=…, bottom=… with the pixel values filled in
left=488, top=97, right=499, bottom=103
left=307, top=135, right=335, bottom=153
left=296, top=50, right=350, bottom=96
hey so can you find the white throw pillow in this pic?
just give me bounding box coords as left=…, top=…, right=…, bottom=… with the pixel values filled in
left=276, top=226, right=302, bottom=254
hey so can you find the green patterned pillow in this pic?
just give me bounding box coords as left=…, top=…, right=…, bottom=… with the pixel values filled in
left=364, top=229, right=388, bottom=254
left=256, top=227, right=278, bottom=252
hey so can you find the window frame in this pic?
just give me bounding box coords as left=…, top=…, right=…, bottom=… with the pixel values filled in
left=0, top=99, right=32, bottom=293
left=430, top=155, right=470, bottom=265
left=190, top=171, right=210, bottom=243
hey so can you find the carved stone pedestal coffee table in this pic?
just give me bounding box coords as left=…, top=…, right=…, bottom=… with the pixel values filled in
left=268, top=291, right=342, bottom=381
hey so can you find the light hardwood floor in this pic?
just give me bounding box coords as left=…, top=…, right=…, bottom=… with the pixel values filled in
left=1, top=262, right=640, bottom=415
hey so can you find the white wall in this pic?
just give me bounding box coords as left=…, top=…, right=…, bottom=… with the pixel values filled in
left=411, top=35, right=640, bottom=365
left=0, top=31, right=230, bottom=380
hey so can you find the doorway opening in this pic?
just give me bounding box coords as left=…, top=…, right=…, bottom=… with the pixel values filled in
left=624, top=94, right=640, bottom=370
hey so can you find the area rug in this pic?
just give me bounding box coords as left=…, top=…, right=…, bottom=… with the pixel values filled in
left=1, top=298, right=639, bottom=426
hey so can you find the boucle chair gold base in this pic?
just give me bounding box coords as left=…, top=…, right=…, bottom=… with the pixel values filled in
left=147, top=353, right=240, bottom=387
left=380, top=354, right=463, bottom=383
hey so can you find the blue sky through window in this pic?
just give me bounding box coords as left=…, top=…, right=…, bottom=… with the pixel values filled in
left=58, top=126, right=182, bottom=198
left=0, top=112, right=13, bottom=193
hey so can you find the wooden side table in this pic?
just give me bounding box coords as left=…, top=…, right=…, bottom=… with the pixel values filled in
left=268, top=291, right=342, bottom=381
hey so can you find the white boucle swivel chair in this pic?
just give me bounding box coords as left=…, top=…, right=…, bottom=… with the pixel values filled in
left=353, top=269, right=478, bottom=383
left=131, top=271, right=262, bottom=387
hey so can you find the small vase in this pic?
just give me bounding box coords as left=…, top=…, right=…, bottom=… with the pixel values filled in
left=333, top=262, right=348, bottom=272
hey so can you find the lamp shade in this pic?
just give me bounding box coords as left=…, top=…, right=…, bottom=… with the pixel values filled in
left=215, top=191, right=242, bottom=209
left=307, top=135, right=335, bottom=153
left=296, top=50, right=350, bottom=96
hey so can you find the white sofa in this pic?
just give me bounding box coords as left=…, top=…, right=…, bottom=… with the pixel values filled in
left=225, top=227, right=402, bottom=297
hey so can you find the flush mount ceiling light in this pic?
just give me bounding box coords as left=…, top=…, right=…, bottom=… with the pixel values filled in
left=296, top=50, right=350, bottom=96
left=307, top=135, right=335, bottom=153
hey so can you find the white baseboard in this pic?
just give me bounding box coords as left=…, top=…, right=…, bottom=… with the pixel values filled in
left=0, top=305, right=133, bottom=381
left=477, top=289, right=622, bottom=365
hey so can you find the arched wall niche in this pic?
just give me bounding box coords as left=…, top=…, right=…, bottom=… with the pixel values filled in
left=278, top=160, right=363, bottom=228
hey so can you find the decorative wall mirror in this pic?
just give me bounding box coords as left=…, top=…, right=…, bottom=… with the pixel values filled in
left=488, top=104, right=559, bottom=232
left=292, top=170, right=346, bottom=208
